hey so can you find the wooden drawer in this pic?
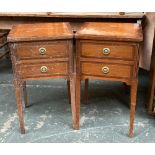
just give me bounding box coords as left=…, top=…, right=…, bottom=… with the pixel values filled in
left=81, top=42, right=135, bottom=60
left=81, top=62, right=132, bottom=78
left=15, top=41, right=69, bottom=59
left=18, top=62, right=68, bottom=78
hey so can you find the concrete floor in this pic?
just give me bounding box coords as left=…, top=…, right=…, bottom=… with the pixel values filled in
left=0, top=58, right=155, bottom=143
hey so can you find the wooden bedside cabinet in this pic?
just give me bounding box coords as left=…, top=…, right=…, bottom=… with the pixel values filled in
left=7, top=23, right=76, bottom=133
left=75, top=22, right=143, bottom=137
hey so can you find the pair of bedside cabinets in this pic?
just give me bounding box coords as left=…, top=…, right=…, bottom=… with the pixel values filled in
left=8, top=22, right=143, bottom=137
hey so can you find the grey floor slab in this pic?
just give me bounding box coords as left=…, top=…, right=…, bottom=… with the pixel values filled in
left=0, top=58, right=155, bottom=143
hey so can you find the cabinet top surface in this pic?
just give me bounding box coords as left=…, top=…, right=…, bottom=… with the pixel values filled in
left=8, top=22, right=73, bottom=42
left=75, top=22, right=143, bottom=42
left=0, top=12, right=144, bottom=18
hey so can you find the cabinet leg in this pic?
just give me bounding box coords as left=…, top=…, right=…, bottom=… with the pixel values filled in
left=22, top=81, right=28, bottom=108
left=84, top=79, right=89, bottom=103
left=13, top=79, right=25, bottom=134
left=129, top=80, right=138, bottom=138
left=70, top=73, right=80, bottom=129
left=67, top=80, right=71, bottom=104
left=147, top=70, right=155, bottom=113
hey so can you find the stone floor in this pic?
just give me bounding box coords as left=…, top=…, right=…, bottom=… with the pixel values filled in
left=0, top=58, right=155, bottom=143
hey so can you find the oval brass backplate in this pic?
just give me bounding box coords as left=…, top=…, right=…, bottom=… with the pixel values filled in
left=40, top=66, right=48, bottom=73
left=39, top=47, right=46, bottom=55
left=102, top=66, right=110, bottom=74
left=102, top=48, right=110, bottom=55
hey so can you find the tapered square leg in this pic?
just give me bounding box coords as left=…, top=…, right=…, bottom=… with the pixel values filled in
left=84, top=79, right=89, bottom=103
left=22, top=81, right=28, bottom=108
left=129, top=80, right=138, bottom=138
left=70, top=73, right=80, bottom=129
left=67, top=80, right=71, bottom=104
left=13, top=79, right=25, bottom=134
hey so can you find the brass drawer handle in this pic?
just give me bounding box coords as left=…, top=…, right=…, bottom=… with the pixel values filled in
left=40, top=66, right=48, bottom=73
left=102, top=66, right=110, bottom=74
left=103, top=48, right=110, bottom=55
left=39, top=47, right=46, bottom=55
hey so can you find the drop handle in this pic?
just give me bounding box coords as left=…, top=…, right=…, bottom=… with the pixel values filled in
left=102, top=48, right=110, bottom=55
left=39, top=47, right=46, bottom=55
left=40, top=66, right=48, bottom=73
left=102, top=66, right=110, bottom=74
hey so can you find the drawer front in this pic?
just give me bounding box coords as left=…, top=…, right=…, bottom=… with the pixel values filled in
left=18, top=62, right=68, bottom=78
left=15, top=41, right=69, bottom=59
left=81, top=42, right=135, bottom=60
left=81, top=62, right=132, bottom=78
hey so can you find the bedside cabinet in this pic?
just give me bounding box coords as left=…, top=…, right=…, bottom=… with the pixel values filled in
left=75, top=22, right=143, bottom=137
left=8, top=23, right=76, bottom=133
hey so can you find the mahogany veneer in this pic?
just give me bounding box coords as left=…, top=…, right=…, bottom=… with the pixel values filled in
left=8, top=23, right=75, bottom=133
left=75, top=22, right=143, bottom=137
